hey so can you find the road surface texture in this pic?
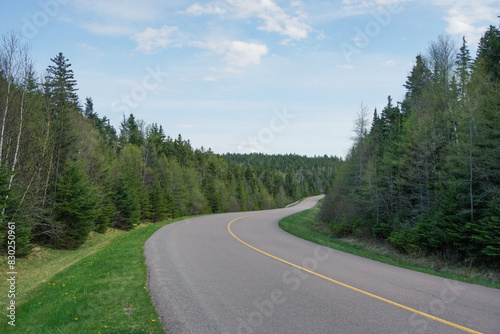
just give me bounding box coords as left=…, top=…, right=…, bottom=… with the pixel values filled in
left=145, top=195, right=500, bottom=334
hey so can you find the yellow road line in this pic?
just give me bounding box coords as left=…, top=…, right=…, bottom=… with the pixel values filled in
left=227, top=214, right=483, bottom=334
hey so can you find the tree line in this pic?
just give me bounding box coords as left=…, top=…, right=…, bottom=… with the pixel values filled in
left=320, top=26, right=500, bottom=266
left=0, top=31, right=339, bottom=255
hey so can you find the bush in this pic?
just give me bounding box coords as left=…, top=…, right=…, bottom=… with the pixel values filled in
left=389, top=229, right=417, bottom=254
left=372, top=221, right=393, bottom=240
left=330, top=221, right=352, bottom=237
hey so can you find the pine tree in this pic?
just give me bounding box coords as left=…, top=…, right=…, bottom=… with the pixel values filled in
left=93, top=191, right=116, bottom=233
left=112, top=172, right=141, bottom=230
left=149, top=181, right=168, bottom=222
left=44, top=52, right=79, bottom=107
left=402, top=55, right=432, bottom=115
left=455, top=37, right=472, bottom=99
left=84, top=97, right=95, bottom=118
left=52, top=161, right=100, bottom=249
left=119, top=114, right=144, bottom=147
left=476, top=25, right=500, bottom=81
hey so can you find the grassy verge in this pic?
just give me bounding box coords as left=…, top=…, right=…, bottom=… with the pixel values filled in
left=0, top=228, right=126, bottom=310
left=279, top=200, right=500, bottom=289
left=1, top=217, right=193, bottom=333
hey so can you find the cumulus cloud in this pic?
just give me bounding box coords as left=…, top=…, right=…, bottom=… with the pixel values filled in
left=242, top=0, right=312, bottom=39
left=185, top=0, right=312, bottom=41
left=201, top=40, right=269, bottom=69
left=438, top=0, right=497, bottom=45
left=132, top=25, right=182, bottom=54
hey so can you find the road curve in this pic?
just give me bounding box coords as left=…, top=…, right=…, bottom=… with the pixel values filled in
left=144, top=195, right=500, bottom=334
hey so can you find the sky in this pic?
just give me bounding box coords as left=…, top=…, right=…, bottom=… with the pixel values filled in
left=0, top=0, right=498, bottom=158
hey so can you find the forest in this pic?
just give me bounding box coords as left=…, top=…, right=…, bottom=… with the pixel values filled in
left=0, top=31, right=338, bottom=256
left=320, top=26, right=500, bottom=266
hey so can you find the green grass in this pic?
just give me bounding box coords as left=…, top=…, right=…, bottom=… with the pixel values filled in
left=279, top=200, right=500, bottom=289
left=0, top=228, right=126, bottom=311
left=1, top=217, right=194, bottom=334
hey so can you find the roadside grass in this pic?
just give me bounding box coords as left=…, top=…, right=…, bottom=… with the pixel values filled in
left=279, top=201, right=500, bottom=289
left=0, top=228, right=126, bottom=311
left=1, top=217, right=193, bottom=334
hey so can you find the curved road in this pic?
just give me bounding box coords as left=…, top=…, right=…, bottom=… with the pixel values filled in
left=145, top=195, right=500, bottom=334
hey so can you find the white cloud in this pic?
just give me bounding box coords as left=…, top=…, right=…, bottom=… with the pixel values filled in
left=250, top=1, right=312, bottom=39
left=132, top=26, right=182, bottom=54
left=185, top=0, right=312, bottom=41
left=200, top=40, right=269, bottom=69
left=434, top=0, right=498, bottom=46
left=186, top=3, right=228, bottom=16
left=380, top=59, right=396, bottom=67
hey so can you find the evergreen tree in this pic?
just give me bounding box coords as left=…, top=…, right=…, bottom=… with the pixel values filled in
left=52, top=161, right=100, bottom=249
left=476, top=25, right=500, bottom=81
left=44, top=52, right=79, bottom=107
left=402, top=55, right=432, bottom=115
left=112, top=172, right=141, bottom=230
left=94, top=193, right=115, bottom=233
left=455, top=37, right=472, bottom=99
left=119, top=114, right=144, bottom=147
left=149, top=181, right=168, bottom=222
left=84, top=97, right=95, bottom=118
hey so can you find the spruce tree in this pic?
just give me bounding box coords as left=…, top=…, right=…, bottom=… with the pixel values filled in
left=476, top=25, right=500, bottom=81
left=149, top=181, right=168, bottom=222
left=52, top=161, right=100, bottom=249
left=112, top=172, right=141, bottom=230
left=44, top=52, right=79, bottom=107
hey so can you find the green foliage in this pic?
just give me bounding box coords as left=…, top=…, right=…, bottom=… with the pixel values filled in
left=119, top=113, right=144, bottom=147
left=0, top=165, right=33, bottom=256
left=52, top=161, right=100, bottom=249
left=44, top=52, right=79, bottom=107
left=320, top=28, right=500, bottom=266
left=477, top=25, right=500, bottom=81
left=112, top=172, right=141, bottom=230
left=329, top=221, right=352, bottom=238
left=93, top=194, right=116, bottom=233
left=149, top=182, right=168, bottom=222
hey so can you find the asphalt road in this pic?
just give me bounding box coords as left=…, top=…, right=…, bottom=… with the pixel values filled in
left=144, top=195, right=500, bottom=334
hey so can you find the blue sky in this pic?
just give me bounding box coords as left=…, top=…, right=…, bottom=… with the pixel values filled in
left=0, top=0, right=498, bottom=157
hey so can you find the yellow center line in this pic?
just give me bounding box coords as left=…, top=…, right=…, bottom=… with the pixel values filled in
left=227, top=213, right=483, bottom=334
